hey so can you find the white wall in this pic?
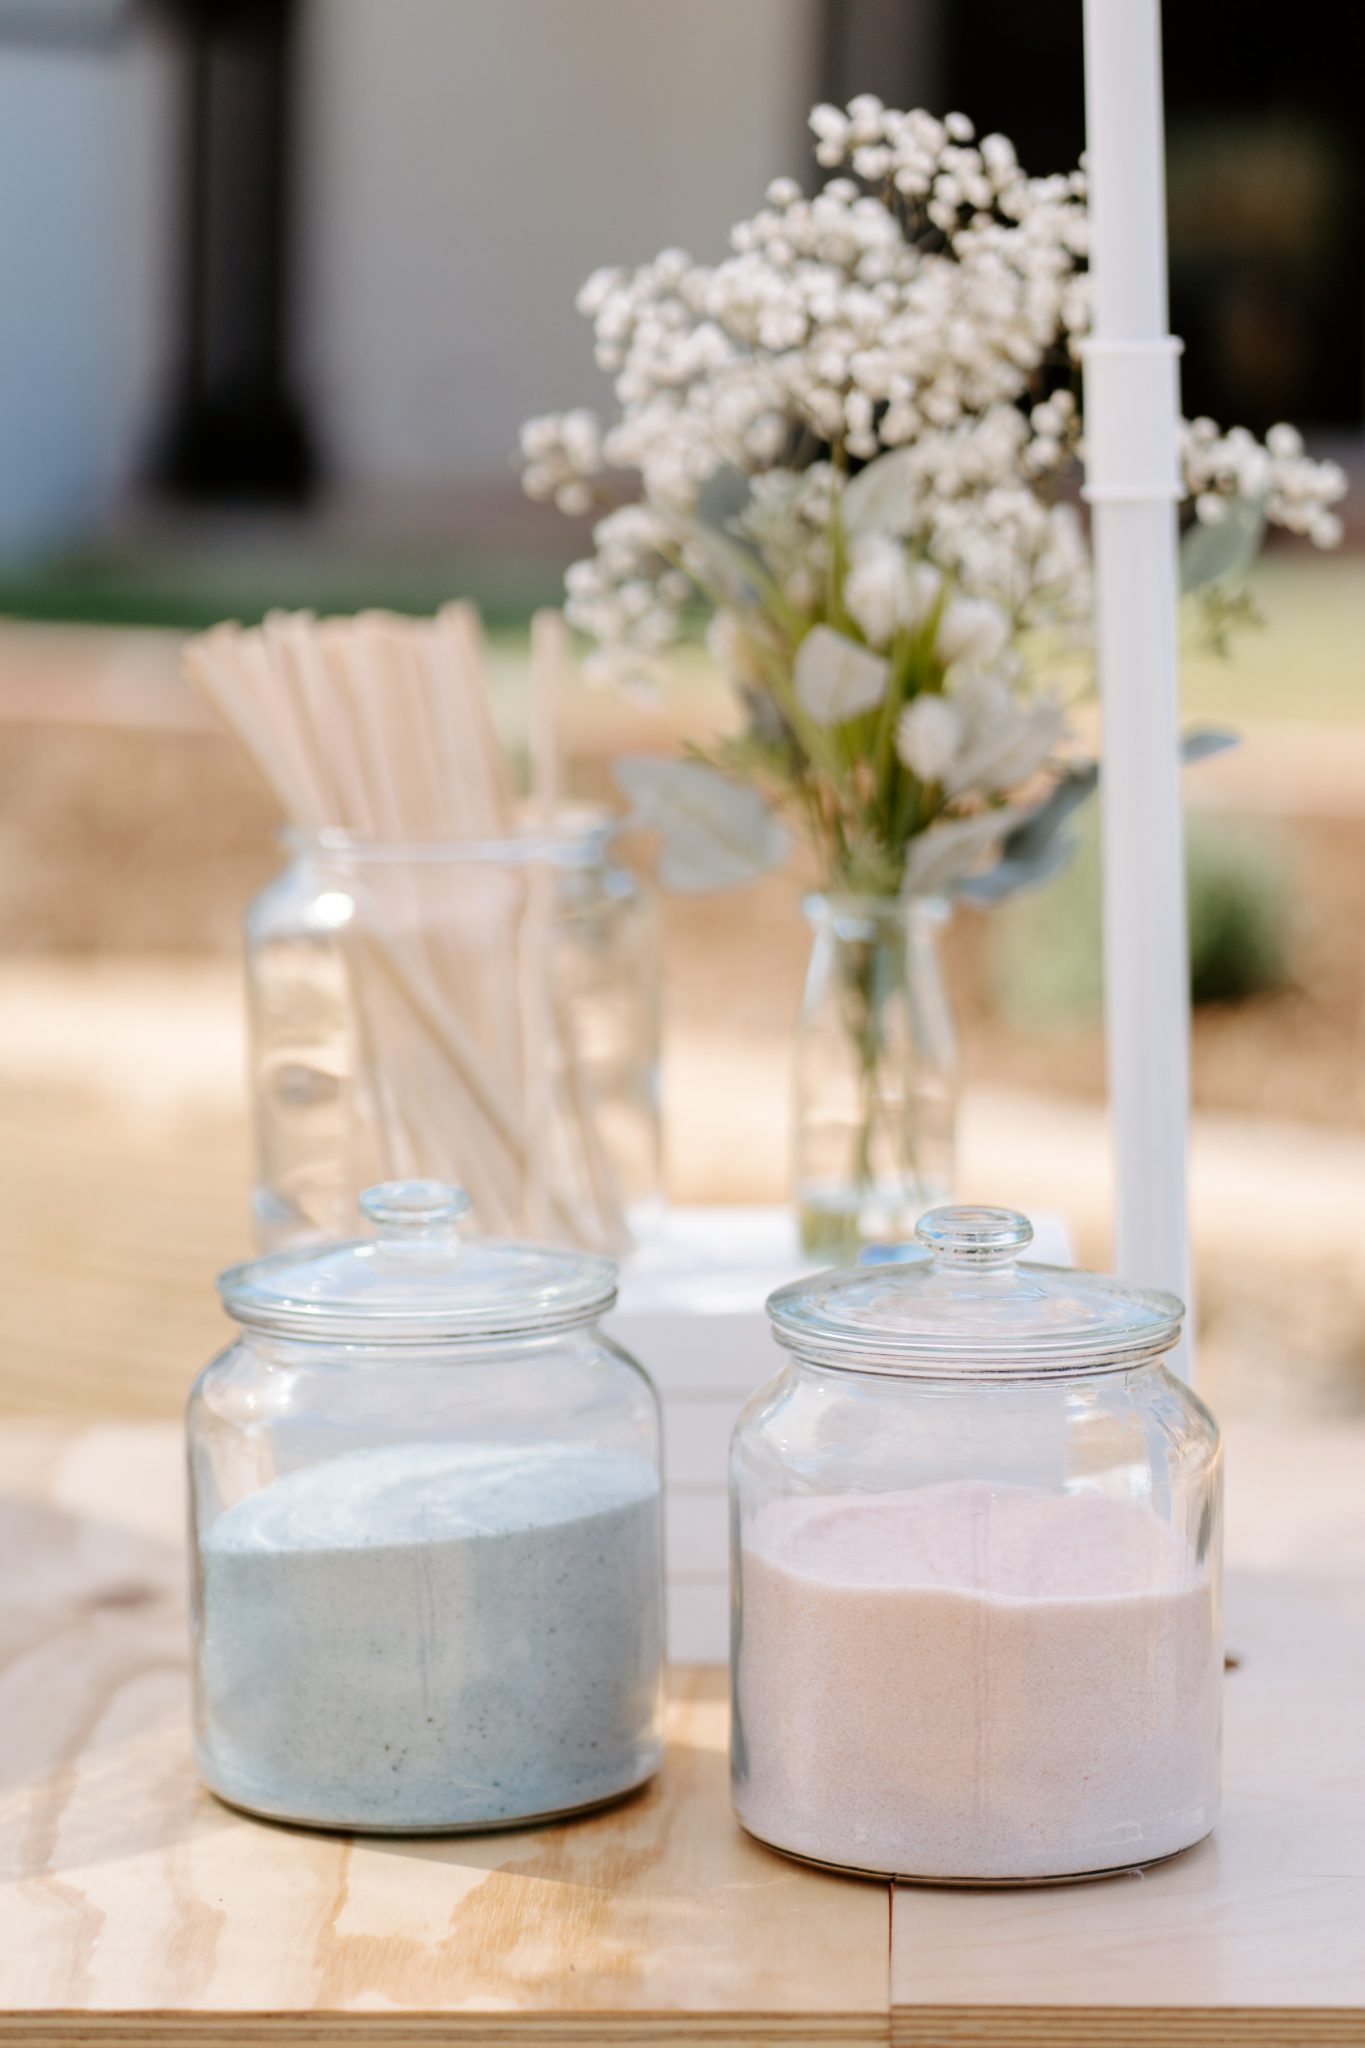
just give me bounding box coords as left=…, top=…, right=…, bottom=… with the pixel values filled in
left=0, top=0, right=821, bottom=547
left=296, top=0, right=819, bottom=490
left=0, top=21, right=177, bottom=557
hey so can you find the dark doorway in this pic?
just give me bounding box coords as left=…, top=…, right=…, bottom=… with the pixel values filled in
left=152, top=0, right=314, bottom=501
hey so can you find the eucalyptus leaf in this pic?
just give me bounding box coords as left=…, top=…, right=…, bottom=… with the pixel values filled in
left=1180, top=496, right=1265, bottom=593
left=738, top=680, right=793, bottom=748
left=966, top=828, right=1078, bottom=903
left=614, top=757, right=788, bottom=893
left=902, top=804, right=1032, bottom=898
left=1181, top=724, right=1239, bottom=765
left=793, top=625, right=889, bottom=725
left=956, top=766, right=1098, bottom=903
left=958, top=727, right=1240, bottom=903
left=946, top=698, right=1068, bottom=800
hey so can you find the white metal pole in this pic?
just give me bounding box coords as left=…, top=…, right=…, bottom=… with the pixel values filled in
left=1080, top=0, right=1194, bottom=1375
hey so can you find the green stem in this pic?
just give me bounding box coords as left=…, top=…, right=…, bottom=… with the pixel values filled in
left=840, top=920, right=923, bottom=1219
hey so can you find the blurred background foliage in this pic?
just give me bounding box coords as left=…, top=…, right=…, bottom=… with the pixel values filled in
left=990, top=812, right=1293, bottom=1029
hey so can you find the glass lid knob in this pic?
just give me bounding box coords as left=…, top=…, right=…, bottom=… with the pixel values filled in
left=359, top=1179, right=472, bottom=1249
left=915, top=1205, right=1034, bottom=1269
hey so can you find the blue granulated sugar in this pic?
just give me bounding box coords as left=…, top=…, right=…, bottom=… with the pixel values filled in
left=193, top=1440, right=664, bottom=1830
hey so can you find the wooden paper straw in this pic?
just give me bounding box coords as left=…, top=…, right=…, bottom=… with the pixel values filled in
left=182, top=605, right=625, bottom=1249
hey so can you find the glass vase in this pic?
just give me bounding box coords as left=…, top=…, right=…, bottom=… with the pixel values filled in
left=244, top=821, right=662, bottom=1255
left=793, top=894, right=957, bottom=1260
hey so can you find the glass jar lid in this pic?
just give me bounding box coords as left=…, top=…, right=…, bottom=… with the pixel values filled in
left=767, top=1205, right=1184, bottom=1374
left=218, top=1181, right=618, bottom=1344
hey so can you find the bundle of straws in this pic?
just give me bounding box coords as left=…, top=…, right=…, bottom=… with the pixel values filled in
left=184, top=604, right=631, bottom=1251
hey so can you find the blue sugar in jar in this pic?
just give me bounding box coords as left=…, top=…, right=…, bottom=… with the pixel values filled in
left=188, top=1181, right=665, bottom=1831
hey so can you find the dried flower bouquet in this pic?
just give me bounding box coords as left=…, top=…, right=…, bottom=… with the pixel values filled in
left=522, top=97, right=1345, bottom=902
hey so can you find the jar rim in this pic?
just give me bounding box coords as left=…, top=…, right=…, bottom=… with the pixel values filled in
left=283, top=811, right=615, bottom=870
left=768, top=1317, right=1180, bottom=1380
left=218, top=1288, right=619, bottom=1347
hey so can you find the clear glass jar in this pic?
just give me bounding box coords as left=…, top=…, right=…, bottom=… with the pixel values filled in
left=731, top=1206, right=1222, bottom=1885
left=794, top=895, right=957, bottom=1262
left=188, top=1179, right=665, bottom=1833
left=245, top=821, right=661, bottom=1254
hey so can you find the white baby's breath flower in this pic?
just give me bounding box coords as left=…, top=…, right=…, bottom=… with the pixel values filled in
left=896, top=694, right=964, bottom=782
left=847, top=93, right=885, bottom=143
left=518, top=82, right=1342, bottom=903
left=520, top=416, right=560, bottom=460
left=793, top=625, right=889, bottom=724
left=981, top=132, right=1017, bottom=179
left=581, top=644, right=660, bottom=693
left=809, top=102, right=851, bottom=165
left=1181, top=418, right=1343, bottom=545
left=520, top=409, right=605, bottom=509
left=576, top=266, right=625, bottom=318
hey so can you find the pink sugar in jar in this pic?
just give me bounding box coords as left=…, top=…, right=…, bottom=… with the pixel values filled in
left=730, top=1206, right=1222, bottom=1886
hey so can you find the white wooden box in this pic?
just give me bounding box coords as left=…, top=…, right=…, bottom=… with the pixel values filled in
left=610, top=1206, right=1074, bottom=1663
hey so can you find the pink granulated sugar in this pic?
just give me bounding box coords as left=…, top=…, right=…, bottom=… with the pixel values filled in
left=733, top=1481, right=1221, bottom=1882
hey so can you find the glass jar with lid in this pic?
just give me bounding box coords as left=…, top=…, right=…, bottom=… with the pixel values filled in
left=188, top=1179, right=664, bottom=1833
left=730, top=1205, right=1222, bottom=1885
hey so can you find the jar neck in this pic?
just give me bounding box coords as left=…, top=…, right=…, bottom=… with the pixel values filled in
left=803, top=893, right=949, bottom=944
left=778, top=1343, right=1176, bottom=1386
left=239, top=1326, right=594, bottom=1369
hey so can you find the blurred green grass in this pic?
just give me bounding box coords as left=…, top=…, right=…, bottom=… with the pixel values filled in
left=1, top=531, right=1360, bottom=730
left=1180, top=552, right=1365, bottom=726
left=990, top=810, right=1296, bottom=1026
left=0, top=541, right=567, bottom=635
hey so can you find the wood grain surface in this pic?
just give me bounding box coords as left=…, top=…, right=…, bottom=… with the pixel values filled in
left=0, top=1424, right=888, bottom=2044
left=4, top=1422, right=1365, bottom=2045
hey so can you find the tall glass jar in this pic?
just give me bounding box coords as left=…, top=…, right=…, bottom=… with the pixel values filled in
left=794, top=895, right=957, bottom=1261
left=731, top=1206, right=1222, bottom=1885
left=188, top=1179, right=665, bottom=1833
left=245, top=821, right=661, bottom=1254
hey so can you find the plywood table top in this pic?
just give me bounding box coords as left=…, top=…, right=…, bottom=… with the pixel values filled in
left=3, top=1420, right=1364, bottom=2047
